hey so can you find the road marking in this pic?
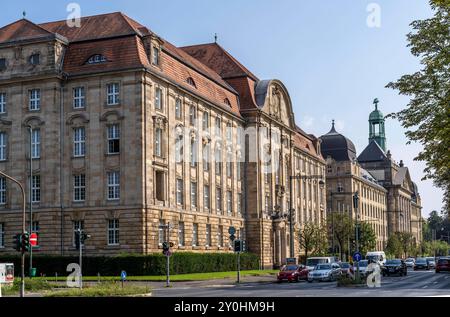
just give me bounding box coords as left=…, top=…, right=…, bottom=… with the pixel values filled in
left=422, top=285, right=428, bottom=288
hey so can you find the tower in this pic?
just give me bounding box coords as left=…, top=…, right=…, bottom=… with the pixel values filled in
left=368, top=98, right=386, bottom=152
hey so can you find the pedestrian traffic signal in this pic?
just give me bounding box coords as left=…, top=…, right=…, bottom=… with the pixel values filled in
left=13, top=234, right=21, bottom=252
left=21, top=232, right=30, bottom=252
left=162, top=242, right=169, bottom=252
left=234, top=239, right=242, bottom=252
left=74, top=231, right=81, bottom=250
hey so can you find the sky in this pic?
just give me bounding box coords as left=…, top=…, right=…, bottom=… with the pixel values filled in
left=1, top=0, right=443, bottom=217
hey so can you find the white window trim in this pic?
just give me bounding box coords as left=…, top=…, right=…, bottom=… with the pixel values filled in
left=107, top=172, right=120, bottom=200
left=0, top=177, right=6, bottom=205
left=107, top=219, right=120, bottom=246
left=73, top=87, right=86, bottom=109
left=73, top=174, right=86, bottom=202
left=73, top=127, right=86, bottom=157
left=107, top=83, right=120, bottom=106
left=0, top=132, right=6, bottom=161
left=29, top=89, right=40, bottom=111
left=0, top=93, right=6, bottom=114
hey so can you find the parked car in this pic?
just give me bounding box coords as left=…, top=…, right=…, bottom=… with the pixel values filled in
left=349, top=260, right=370, bottom=277
left=426, top=257, right=436, bottom=269
left=305, top=257, right=336, bottom=271
left=435, top=257, right=450, bottom=273
left=382, top=259, right=407, bottom=276
left=414, top=257, right=430, bottom=270
left=404, top=258, right=415, bottom=268
left=277, top=264, right=309, bottom=282
left=307, top=263, right=341, bottom=282
left=339, top=262, right=352, bottom=277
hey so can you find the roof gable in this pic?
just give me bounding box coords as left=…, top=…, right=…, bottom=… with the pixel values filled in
left=0, top=19, right=54, bottom=44
left=358, top=140, right=387, bottom=162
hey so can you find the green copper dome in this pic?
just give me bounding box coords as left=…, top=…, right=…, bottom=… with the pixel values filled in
left=369, top=98, right=384, bottom=121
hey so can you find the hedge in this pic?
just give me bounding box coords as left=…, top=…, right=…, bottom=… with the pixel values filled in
left=0, top=252, right=259, bottom=277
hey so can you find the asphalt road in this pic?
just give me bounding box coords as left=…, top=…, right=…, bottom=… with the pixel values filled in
left=152, top=269, right=450, bottom=297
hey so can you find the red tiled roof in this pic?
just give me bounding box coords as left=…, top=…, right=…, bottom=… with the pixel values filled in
left=181, top=43, right=258, bottom=81
left=0, top=19, right=54, bottom=43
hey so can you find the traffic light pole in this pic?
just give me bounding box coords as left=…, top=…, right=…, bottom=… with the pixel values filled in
left=166, top=223, right=170, bottom=288
left=28, top=126, right=33, bottom=279
left=78, top=228, right=83, bottom=289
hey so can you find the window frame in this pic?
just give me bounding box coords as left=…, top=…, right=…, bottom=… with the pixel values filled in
left=108, top=219, right=120, bottom=246
left=106, top=83, right=120, bottom=106
left=31, top=129, right=40, bottom=159
left=73, top=87, right=86, bottom=109
left=0, top=131, right=7, bottom=161
left=107, top=124, right=120, bottom=154
left=73, top=127, right=86, bottom=157
left=176, top=179, right=183, bottom=206
left=0, top=93, right=6, bottom=114
left=190, top=181, right=197, bottom=208
left=0, top=177, right=6, bottom=205
left=155, top=87, right=163, bottom=110
left=29, top=89, right=41, bottom=111
left=31, top=175, right=40, bottom=203
left=192, top=223, right=198, bottom=247
left=178, top=222, right=185, bottom=247
left=107, top=171, right=120, bottom=200
left=73, top=174, right=86, bottom=202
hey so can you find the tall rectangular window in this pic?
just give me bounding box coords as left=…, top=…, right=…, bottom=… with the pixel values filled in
left=202, top=143, right=210, bottom=171
left=29, top=89, right=40, bottom=111
left=175, top=98, right=182, bottom=119
left=192, top=223, right=198, bottom=246
left=155, top=87, right=162, bottom=110
left=176, top=179, right=183, bottom=205
left=226, top=191, right=232, bottom=215
left=190, top=182, right=197, bottom=208
left=107, top=171, right=120, bottom=200
left=0, top=223, right=4, bottom=248
left=73, top=174, right=86, bottom=202
left=216, top=187, right=222, bottom=214
left=206, top=224, right=211, bottom=247
left=107, top=83, right=119, bottom=105
left=73, top=220, right=84, bottom=247
left=73, top=127, right=85, bottom=157
left=0, top=93, right=6, bottom=113
left=202, top=112, right=209, bottom=130
left=215, top=148, right=222, bottom=176
left=217, top=225, right=223, bottom=247
left=73, top=87, right=85, bottom=109
left=226, top=153, right=232, bottom=178
left=152, top=46, right=160, bottom=65
left=204, top=185, right=210, bottom=210
left=107, top=125, right=120, bottom=154
left=175, top=134, right=183, bottom=163
left=215, top=117, right=221, bottom=137
left=158, top=219, right=166, bottom=245
left=178, top=222, right=185, bottom=246
left=226, top=122, right=232, bottom=142
left=0, top=177, right=5, bottom=205
left=0, top=132, right=6, bottom=161
left=31, top=129, right=40, bottom=159
left=189, top=106, right=196, bottom=126
left=155, top=171, right=165, bottom=201
left=31, top=175, right=40, bottom=203
left=237, top=193, right=242, bottom=215
left=108, top=219, right=120, bottom=245
left=190, top=139, right=197, bottom=167
left=155, top=128, right=162, bottom=157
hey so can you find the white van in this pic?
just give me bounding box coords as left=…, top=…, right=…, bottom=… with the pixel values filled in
left=305, top=257, right=336, bottom=271
left=365, top=251, right=386, bottom=266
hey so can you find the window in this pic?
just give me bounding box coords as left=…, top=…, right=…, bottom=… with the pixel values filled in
left=0, top=223, right=4, bottom=248
left=29, top=53, right=40, bottom=65
left=236, top=154, right=242, bottom=180
left=202, top=143, right=210, bottom=171
left=155, top=128, right=162, bottom=157
left=73, top=87, right=85, bottom=109
left=265, top=194, right=270, bottom=212
left=175, top=99, right=182, bottom=119
left=202, top=112, right=209, bottom=130
left=237, top=193, right=242, bottom=215
left=0, top=132, right=6, bottom=160
left=178, top=222, right=185, bottom=246
left=0, top=58, right=5, bottom=71
left=215, top=117, right=221, bottom=137
left=158, top=220, right=166, bottom=245
left=108, top=219, right=120, bottom=245
left=226, top=122, right=232, bottom=141
left=31, top=129, right=40, bottom=159
left=216, top=187, right=222, bottom=213
left=190, top=182, right=197, bottom=208
left=226, top=191, right=232, bottom=215
left=87, top=54, right=106, bottom=64
left=107, top=171, right=120, bottom=200
left=337, top=183, right=344, bottom=193
left=175, top=134, right=183, bottom=163
left=186, top=77, right=196, bottom=88
left=32, top=221, right=39, bottom=246
left=73, top=220, right=84, bottom=247
left=192, top=223, right=198, bottom=246
left=204, top=185, right=210, bottom=210
left=176, top=179, right=183, bottom=205
left=215, top=147, right=222, bottom=176
left=155, top=87, right=162, bottom=110
left=107, top=125, right=120, bottom=154
left=206, top=224, right=211, bottom=247
left=0, top=93, right=6, bottom=113
left=226, top=152, right=232, bottom=178
left=189, top=106, right=196, bottom=126
left=327, top=165, right=332, bottom=173
left=217, top=225, right=223, bottom=247
left=107, top=83, right=119, bottom=105
left=190, top=139, right=197, bottom=167
left=0, top=177, right=5, bottom=205
left=73, top=127, right=85, bottom=157
left=152, top=46, right=160, bottom=65
left=29, top=89, right=40, bottom=111
left=155, top=171, right=165, bottom=201
left=73, top=174, right=86, bottom=202
left=31, top=175, right=40, bottom=203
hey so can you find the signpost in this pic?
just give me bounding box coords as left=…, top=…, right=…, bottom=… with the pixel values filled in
left=120, top=270, right=127, bottom=289
left=159, top=222, right=173, bottom=288
left=353, top=252, right=362, bottom=262
left=30, top=233, right=38, bottom=247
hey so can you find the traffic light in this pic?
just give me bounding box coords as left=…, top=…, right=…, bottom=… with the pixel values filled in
left=13, top=234, right=21, bottom=252
left=21, top=232, right=30, bottom=252
left=234, top=239, right=242, bottom=252
left=74, top=231, right=80, bottom=250
left=242, top=240, right=246, bottom=252
left=162, top=242, right=169, bottom=252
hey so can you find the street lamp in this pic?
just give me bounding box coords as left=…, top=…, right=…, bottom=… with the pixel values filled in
left=0, top=170, right=26, bottom=297
left=288, top=174, right=325, bottom=258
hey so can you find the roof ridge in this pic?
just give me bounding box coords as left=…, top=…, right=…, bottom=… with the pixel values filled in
left=0, top=18, right=53, bottom=35
left=39, top=11, right=123, bottom=26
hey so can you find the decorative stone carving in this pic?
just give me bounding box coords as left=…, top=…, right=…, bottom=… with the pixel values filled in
left=153, top=115, right=167, bottom=129
left=271, top=86, right=281, bottom=120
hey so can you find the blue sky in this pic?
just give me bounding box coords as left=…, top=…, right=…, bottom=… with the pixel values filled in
left=1, top=0, right=442, bottom=217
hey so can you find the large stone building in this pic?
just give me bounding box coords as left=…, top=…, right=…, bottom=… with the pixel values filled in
left=0, top=13, right=325, bottom=268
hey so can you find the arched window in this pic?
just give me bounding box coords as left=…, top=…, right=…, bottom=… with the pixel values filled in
left=186, top=77, right=196, bottom=88
left=86, top=54, right=107, bottom=64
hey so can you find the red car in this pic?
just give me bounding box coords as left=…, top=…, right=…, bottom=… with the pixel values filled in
left=277, top=264, right=308, bottom=282
left=435, top=257, right=450, bottom=273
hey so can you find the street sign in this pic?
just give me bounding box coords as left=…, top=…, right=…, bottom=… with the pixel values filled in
left=121, top=270, right=127, bottom=281
left=29, top=233, right=38, bottom=247
left=228, top=226, right=236, bottom=235
left=353, top=252, right=362, bottom=262
left=229, top=234, right=236, bottom=241
left=163, top=250, right=172, bottom=257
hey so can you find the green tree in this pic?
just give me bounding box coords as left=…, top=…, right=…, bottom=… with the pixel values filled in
left=386, top=233, right=403, bottom=258
left=398, top=232, right=415, bottom=258
left=313, top=224, right=330, bottom=256
left=298, top=221, right=319, bottom=260
left=386, top=0, right=450, bottom=211
left=356, top=222, right=377, bottom=256
left=328, top=212, right=353, bottom=261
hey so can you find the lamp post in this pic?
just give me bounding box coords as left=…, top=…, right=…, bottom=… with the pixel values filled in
left=27, top=125, right=33, bottom=278
left=288, top=174, right=325, bottom=258
left=0, top=170, right=26, bottom=297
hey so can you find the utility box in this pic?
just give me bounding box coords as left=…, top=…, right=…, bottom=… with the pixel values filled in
left=0, top=263, right=14, bottom=284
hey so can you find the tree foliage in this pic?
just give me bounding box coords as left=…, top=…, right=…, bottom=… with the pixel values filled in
left=386, top=0, right=450, bottom=211
left=298, top=221, right=328, bottom=259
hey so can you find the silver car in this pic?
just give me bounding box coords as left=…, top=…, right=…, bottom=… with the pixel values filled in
left=351, top=260, right=369, bottom=277
left=404, top=258, right=415, bottom=268
left=308, top=263, right=341, bottom=282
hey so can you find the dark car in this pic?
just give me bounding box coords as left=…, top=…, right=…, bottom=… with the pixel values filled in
left=414, top=257, right=430, bottom=270
left=435, top=257, right=450, bottom=273
left=382, top=259, right=407, bottom=276
left=277, top=264, right=308, bottom=282
left=339, top=262, right=352, bottom=277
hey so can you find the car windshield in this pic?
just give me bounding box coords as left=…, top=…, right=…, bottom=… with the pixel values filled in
left=306, top=259, right=328, bottom=266
left=340, top=263, right=350, bottom=268
left=416, top=258, right=427, bottom=263
left=358, top=260, right=369, bottom=267
left=366, top=255, right=380, bottom=261
left=386, top=260, right=401, bottom=265
left=438, top=259, right=449, bottom=264
left=316, top=264, right=331, bottom=270
left=405, top=259, right=414, bottom=262
left=282, top=265, right=298, bottom=271
left=426, top=258, right=435, bottom=261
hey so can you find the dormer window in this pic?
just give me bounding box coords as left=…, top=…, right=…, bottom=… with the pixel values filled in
left=224, top=98, right=231, bottom=107
left=0, top=58, right=6, bottom=71
left=29, top=54, right=40, bottom=65
left=186, top=77, right=196, bottom=88
left=86, top=54, right=107, bottom=65
left=152, top=46, right=160, bottom=65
